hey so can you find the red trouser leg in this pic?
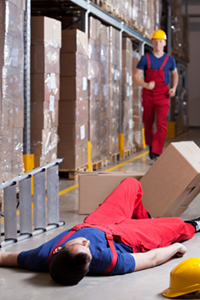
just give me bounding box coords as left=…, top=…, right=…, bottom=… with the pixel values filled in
left=84, top=178, right=195, bottom=252
left=108, top=217, right=196, bottom=252
left=84, top=177, right=149, bottom=225
left=142, top=96, right=155, bottom=146
left=152, top=99, right=170, bottom=155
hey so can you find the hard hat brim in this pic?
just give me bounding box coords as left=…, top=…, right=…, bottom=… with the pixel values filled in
left=162, top=286, right=200, bottom=298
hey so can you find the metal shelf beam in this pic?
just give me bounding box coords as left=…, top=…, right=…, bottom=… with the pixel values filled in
left=70, top=0, right=152, bottom=46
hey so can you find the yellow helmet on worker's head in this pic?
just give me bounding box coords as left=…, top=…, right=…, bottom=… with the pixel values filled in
left=162, top=257, right=200, bottom=298
left=152, top=29, right=167, bottom=40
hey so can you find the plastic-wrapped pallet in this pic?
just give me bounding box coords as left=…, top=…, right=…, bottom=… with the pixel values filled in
left=132, top=51, right=143, bottom=150
left=99, top=24, right=109, bottom=159
left=132, top=0, right=143, bottom=32
left=121, top=37, right=134, bottom=154
left=142, top=0, right=150, bottom=36
left=0, top=0, right=25, bottom=182
left=149, top=0, right=155, bottom=38
left=88, top=17, right=109, bottom=163
left=31, top=16, right=61, bottom=168
left=108, top=26, right=120, bottom=155
left=58, top=29, right=89, bottom=170
left=182, top=15, right=189, bottom=62
left=171, top=0, right=183, bottom=57
left=154, top=0, right=162, bottom=31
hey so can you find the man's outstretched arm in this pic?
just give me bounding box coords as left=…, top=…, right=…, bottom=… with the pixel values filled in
left=132, top=242, right=187, bottom=271
left=0, top=251, right=20, bottom=267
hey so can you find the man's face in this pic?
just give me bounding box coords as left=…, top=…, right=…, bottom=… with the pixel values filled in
left=151, top=39, right=166, bottom=51
left=64, top=237, right=92, bottom=261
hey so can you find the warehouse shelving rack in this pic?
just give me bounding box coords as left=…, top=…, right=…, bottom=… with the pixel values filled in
left=27, top=0, right=156, bottom=161
left=23, top=0, right=183, bottom=157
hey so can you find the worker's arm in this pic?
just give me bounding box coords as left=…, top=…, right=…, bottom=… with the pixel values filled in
left=132, top=242, right=187, bottom=271
left=132, top=68, right=155, bottom=90
left=0, top=251, right=20, bottom=267
left=169, top=68, right=179, bottom=97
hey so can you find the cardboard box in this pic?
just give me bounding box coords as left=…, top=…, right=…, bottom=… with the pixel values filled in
left=58, top=122, right=88, bottom=147
left=89, top=17, right=101, bottom=41
left=31, top=45, right=60, bottom=74
left=78, top=142, right=200, bottom=216
left=31, top=73, right=60, bottom=102
left=60, top=76, right=88, bottom=100
left=78, top=171, right=145, bottom=214
left=31, top=16, right=61, bottom=47
left=31, top=100, right=59, bottom=129
left=60, top=53, right=88, bottom=77
left=59, top=98, right=88, bottom=124
left=61, top=29, right=88, bottom=56
left=140, top=141, right=200, bottom=217
left=58, top=144, right=88, bottom=170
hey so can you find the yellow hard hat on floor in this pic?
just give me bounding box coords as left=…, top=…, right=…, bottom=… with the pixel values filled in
left=152, top=30, right=167, bottom=40
left=162, top=258, right=200, bottom=298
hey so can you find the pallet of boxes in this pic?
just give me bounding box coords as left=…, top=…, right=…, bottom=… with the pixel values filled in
left=31, top=16, right=61, bottom=167
left=108, top=26, right=121, bottom=162
left=58, top=29, right=89, bottom=179
left=88, top=17, right=109, bottom=169
left=121, top=37, right=134, bottom=157
left=0, top=0, right=25, bottom=208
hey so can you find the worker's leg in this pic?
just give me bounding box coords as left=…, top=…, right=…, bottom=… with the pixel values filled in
left=152, top=99, right=169, bottom=155
left=142, top=95, right=155, bottom=146
left=84, top=177, right=149, bottom=225
left=112, top=217, right=195, bottom=253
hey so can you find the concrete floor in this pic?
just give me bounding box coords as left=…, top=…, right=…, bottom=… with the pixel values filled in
left=1, top=128, right=200, bottom=300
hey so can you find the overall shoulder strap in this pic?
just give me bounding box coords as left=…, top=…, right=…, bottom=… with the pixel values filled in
left=48, top=224, right=84, bottom=268
left=159, top=54, right=169, bottom=70
left=146, top=53, right=151, bottom=69
left=102, top=234, right=118, bottom=274
left=48, top=223, right=118, bottom=274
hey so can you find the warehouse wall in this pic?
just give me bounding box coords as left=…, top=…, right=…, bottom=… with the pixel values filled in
left=185, top=4, right=200, bottom=126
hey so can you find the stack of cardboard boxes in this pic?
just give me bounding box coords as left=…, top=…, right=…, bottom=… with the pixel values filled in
left=149, top=0, right=155, bottom=38
left=171, top=0, right=183, bottom=57
left=0, top=0, right=25, bottom=184
left=88, top=17, right=109, bottom=163
left=108, top=27, right=120, bottom=155
left=99, top=24, right=109, bottom=159
left=58, top=29, right=88, bottom=170
left=132, top=52, right=143, bottom=150
left=31, top=16, right=61, bottom=167
left=121, top=37, right=134, bottom=154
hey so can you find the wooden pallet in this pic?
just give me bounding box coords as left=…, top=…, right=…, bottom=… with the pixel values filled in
left=102, top=1, right=113, bottom=13
left=59, top=165, right=88, bottom=180
left=116, top=12, right=127, bottom=22
left=124, top=148, right=135, bottom=158
left=92, top=157, right=108, bottom=171
left=135, top=145, right=143, bottom=153
left=132, top=23, right=143, bottom=34
left=109, top=152, right=121, bottom=164
left=91, top=0, right=103, bottom=7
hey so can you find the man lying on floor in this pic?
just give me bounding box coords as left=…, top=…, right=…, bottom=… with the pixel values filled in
left=0, top=178, right=199, bottom=285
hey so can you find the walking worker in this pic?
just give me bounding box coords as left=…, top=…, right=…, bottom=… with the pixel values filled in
left=0, top=178, right=199, bottom=286
left=132, top=29, right=179, bottom=160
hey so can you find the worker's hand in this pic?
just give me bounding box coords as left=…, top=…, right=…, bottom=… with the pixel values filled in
left=169, top=88, right=176, bottom=97
left=172, top=243, right=187, bottom=258
left=146, top=81, right=155, bottom=90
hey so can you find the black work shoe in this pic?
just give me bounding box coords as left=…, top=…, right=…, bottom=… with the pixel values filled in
left=150, top=152, right=160, bottom=160
left=147, top=212, right=152, bottom=219
left=185, top=217, right=200, bottom=232
left=149, top=146, right=152, bottom=159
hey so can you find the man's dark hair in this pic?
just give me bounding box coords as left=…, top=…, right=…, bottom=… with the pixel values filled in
left=49, top=246, right=91, bottom=285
